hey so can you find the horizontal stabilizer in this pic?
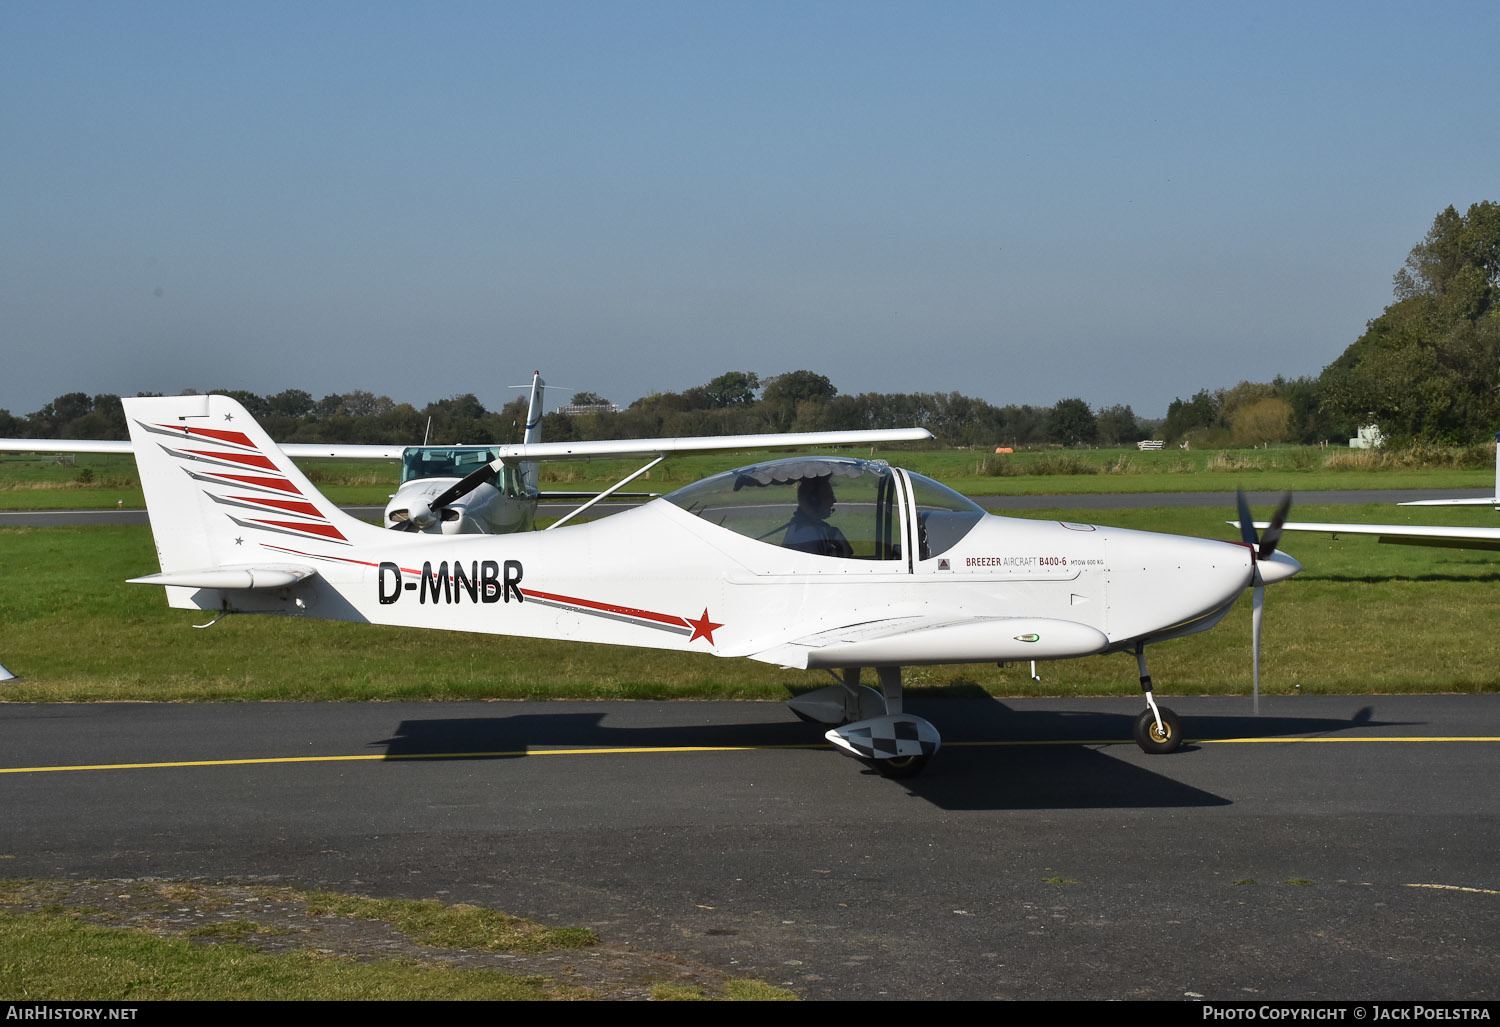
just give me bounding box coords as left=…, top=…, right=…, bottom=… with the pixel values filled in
left=0, top=439, right=403, bottom=459
left=127, top=564, right=320, bottom=590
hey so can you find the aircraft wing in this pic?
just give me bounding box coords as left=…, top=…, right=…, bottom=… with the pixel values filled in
left=1, top=429, right=928, bottom=463
left=0, top=439, right=134, bottom=454
left=1397, top=496, right=1500, bottom=507
left=1244, top=520, right=1500, bottom=551
left=486, top=427, right=933, bottom=462
left=0, top=438, right=404, bottom=459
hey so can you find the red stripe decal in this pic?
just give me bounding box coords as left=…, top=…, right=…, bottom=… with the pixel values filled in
left=155, top=424, right=257, bottom=448
left=228, top=495, right=323, bottom=517
left=184, top=449, right=278, bottom=471
left=521, top=588, right=688, bottom=628
left=214, top=473, right=302, bottom=494
left=253, top=519, right=348, bottom=541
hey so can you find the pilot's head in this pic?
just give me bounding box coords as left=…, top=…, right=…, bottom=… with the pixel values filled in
left=796, top=475, right=835, bottom=519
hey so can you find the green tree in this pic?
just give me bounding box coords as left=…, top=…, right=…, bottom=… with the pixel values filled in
left=1096, top=404, right=1142, bottom=446
left=1321, top=201, right=1500, bottom=442
left=761, top=370, right=836, bottom=406
left=760, top=371, right=837, bottom=431
left=704, top=371, right=759, bottom=408
left=1046, top=398, right=1098, bottom=446
left=1162, top=389, right=1221, bottom=444
left=268, top=389, right=315, bottom=418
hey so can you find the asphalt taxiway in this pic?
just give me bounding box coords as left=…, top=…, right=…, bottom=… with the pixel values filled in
left=2, top=695, right=1496, bottom=1000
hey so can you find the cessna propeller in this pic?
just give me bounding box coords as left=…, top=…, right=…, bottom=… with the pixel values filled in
left=389, top=459, right=497, bottom=532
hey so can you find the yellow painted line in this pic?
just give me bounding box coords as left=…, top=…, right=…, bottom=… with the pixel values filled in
left=946, top=737, right=1500, bottom=747
left=1193, top=736, right=1500, bottom=744
left=1, top=735, right=1495, bottom=775
left=1405, top=883, right=1500, bottom=896
left=0, top=743, right=830, bottom=774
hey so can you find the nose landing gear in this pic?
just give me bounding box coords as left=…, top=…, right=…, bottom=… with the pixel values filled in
left=1132, top=643, right=1183, bottom=754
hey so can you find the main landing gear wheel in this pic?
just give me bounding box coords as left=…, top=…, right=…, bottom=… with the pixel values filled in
left=1132, top=706, right=1182, bottom=754
left=875, top=754, right=930, bottom=779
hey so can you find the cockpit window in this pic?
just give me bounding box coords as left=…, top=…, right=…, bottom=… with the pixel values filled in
left=400, top=447, right=525, bottom=497
left=664, top=457, right=902, bottom=561
left=906, top=472, right=987, bottom=559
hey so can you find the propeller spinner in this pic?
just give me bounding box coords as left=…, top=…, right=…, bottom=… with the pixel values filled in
left=391, top=459, right=499, bottom=533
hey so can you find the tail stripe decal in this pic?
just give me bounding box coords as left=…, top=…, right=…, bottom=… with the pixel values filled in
left=176, top=448, right=278, bottom=471
left=226, top=514, right=350, bottom=544
left=184, top=467, right=303, bottom=498
left=138, top=421, right=259, bottom=451
left=138, top=416, right=351, bottom=545
left=216, top=495, right=325, bottom=518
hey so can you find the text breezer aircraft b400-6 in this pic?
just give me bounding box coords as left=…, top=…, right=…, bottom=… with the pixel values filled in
left=123, top=394, right=1302, bottom=778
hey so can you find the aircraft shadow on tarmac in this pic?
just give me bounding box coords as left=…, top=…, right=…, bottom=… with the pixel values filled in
left=372, top=699, right=1399, bottom=812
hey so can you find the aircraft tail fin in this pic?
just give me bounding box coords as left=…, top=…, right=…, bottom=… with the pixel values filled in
left=520, top=371, right=544, bottom=493
left=1398, top=430, right=1500, bottom=509
left=123, top=395, right=391, bottom=595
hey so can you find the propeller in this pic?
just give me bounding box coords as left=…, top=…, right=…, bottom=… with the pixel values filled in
left=1236, top=488, right=1295, bottom=715
left=390, top=459, right=500, bottom=532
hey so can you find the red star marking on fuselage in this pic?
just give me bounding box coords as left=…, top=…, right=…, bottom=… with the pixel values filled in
left=685, top=608, right=723, bottom=645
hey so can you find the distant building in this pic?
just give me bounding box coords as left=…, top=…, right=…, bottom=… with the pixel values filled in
left=1349, top=424, right=1384, bottom=449
left=556, top=403, right=620, bottom=416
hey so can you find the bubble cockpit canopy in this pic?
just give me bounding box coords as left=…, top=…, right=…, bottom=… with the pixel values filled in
left=663, top=456, right=986, bottom=560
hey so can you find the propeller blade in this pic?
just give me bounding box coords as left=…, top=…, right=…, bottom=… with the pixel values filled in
left=426, top=459, right=498, bottom=512
left=1251, top=582, right=1264, bottom=717
left=1259, top=492, right=1292, bottom=560
left=1235, top=488, right=1257, bottom=548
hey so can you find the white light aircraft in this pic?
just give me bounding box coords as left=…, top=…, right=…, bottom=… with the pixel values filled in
left=0, top=374, right=931, bottom=536
left=121, top=394, right=1302, bottom=777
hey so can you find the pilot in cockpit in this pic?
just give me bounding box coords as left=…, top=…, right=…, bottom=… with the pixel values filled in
left=782, top=475, right=854, bottom=558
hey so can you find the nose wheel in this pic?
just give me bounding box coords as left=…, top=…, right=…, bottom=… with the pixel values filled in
left=1132, top=705, right=1182, bottom=754
left=1130, top=643, right=1183, bottom=754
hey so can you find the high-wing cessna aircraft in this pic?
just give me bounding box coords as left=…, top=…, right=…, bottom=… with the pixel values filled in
left=1246, top=434, right=1500, bottom=550
left=0, top=374, right=932, bottom=536
left=119, top=393, right=1302, bottom=778
left=379, top=374, right=933, bottom=535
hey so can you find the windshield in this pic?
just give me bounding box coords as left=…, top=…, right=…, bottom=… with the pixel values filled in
left=400, top=446, right=525, bottom=497
left=905, top=471, right=987, bottom=558
left=664, top=457, right=902, bottom=561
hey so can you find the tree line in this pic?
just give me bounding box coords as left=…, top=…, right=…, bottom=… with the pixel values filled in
left=5, top=201, right=1494, bottom=450
left=0, top=373, right=1149, bottom=450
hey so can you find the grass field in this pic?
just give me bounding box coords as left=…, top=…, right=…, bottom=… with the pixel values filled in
left=0, top=880, right=792, bottom=1000
left=2, top=500, right=1496, bottom=701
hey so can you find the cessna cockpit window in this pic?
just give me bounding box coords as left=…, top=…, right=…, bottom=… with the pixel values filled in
left=399, top=447, right=525, bottom=497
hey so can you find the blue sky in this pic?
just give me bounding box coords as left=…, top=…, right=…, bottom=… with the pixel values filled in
left=3, top=1, right=1496, bottom=420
